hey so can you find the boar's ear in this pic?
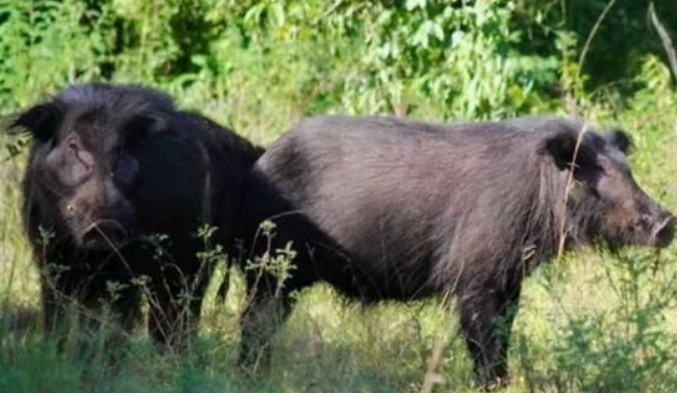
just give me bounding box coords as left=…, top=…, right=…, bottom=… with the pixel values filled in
left=9, top=103, right=62, bottom=142
left=126, top=112, right=169, bottom=137
left=606, top=128, right=633, bottom=155
left=540, top=129, right=602, bottom=181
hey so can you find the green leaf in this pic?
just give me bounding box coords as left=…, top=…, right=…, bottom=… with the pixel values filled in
left=405, top=0, right=427, bottom=11
left=431, top=21, right=444, bottom=41
left=270, top=3, right=285, bottom=27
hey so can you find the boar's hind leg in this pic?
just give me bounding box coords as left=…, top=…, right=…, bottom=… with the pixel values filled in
left=238, top=275, right=294, bottom=374
left=458, top=284, right=522, bottom=387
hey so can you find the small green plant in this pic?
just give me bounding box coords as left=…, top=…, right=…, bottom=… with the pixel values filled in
left=141, top=233, right=171, bottom=261
left=195, top=224, right=227, bottom=270
left=245, top=220, right=297, bottom=298
left=517, top=249, right=677, bottom=392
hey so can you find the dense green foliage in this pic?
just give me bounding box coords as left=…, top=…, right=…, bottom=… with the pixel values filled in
left=1, top=0, right=675, bottom=119
left=1, top=1, right=676, bottom=392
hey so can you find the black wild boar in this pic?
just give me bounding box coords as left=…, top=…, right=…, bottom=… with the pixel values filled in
left=236, top=115, right=675, bottom=385
left=10, top=83, right=262, bottom=346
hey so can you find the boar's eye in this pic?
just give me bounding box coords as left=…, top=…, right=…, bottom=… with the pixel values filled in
left=113, top=154, right=138, bottom=187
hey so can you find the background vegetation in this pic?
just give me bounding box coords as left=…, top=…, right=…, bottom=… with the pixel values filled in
left=1, top=0, right=677, bottom=392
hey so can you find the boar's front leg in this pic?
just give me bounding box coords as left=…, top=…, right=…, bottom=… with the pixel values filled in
left=41, top=266, right=141, bottom=339
left=41, top=266, right=79, bottom=335
left=107, top=282, right=143, bottom=335
left=147, top=266, right=210, bottom=350
left=458, top=282, right=522, bottom=388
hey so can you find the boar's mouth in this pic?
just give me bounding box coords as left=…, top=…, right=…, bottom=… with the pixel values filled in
left=80, top=219, right=129, bottom=250
left=651, top=214, right=676, bottom=249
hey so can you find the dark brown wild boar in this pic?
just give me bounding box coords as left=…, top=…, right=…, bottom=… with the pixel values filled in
left=235, top=115, right=675, bottom=386
left=10, top=83, right=262, bottom=347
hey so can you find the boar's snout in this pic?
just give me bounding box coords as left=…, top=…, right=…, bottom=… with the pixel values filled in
left=66, top=183, right=135, bottom=250
left=651, top=212, right=676, bottom=248
left=81, top=219, right=129, bottom=250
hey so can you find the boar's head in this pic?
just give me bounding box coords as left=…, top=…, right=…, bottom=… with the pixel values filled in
left=11, top=84, right=178, bottom=251
left=541, top=126, right=675, bottom=249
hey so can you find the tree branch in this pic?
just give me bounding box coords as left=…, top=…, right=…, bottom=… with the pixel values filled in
left=649, top=2, right=677, bottom=81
